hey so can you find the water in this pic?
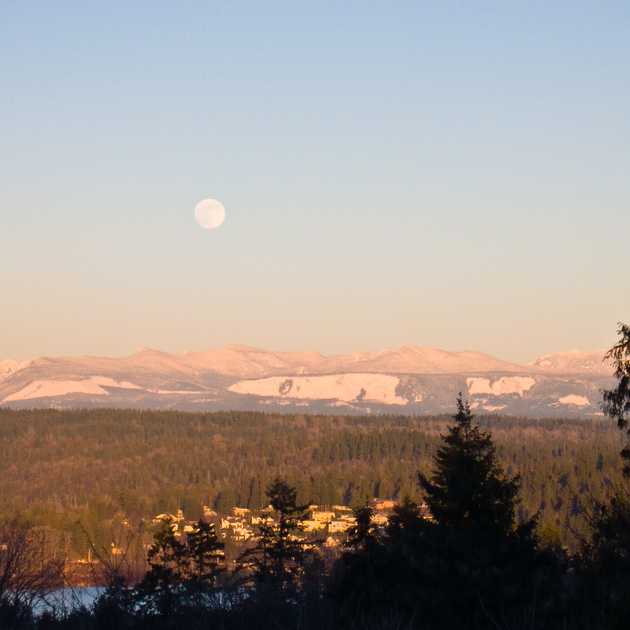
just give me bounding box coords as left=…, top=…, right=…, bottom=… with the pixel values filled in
left=32, top=585, right=239, bottom=616
left=32, top=587, right=103, bottom=616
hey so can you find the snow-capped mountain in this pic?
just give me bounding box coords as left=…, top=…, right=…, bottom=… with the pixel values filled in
left=0, top=346, right=614, bottom=417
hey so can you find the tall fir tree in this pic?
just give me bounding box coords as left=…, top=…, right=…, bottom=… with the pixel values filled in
left=418, top=394, right=521, bottom=535
left=239, top=479, right=311, bottom=596
left=603, top=322, right=630, bottom=475
left=413, top=395, right=554, bottom=629
left=577, top=323, right=630, bottom=629
left=135, top=518, right=224, bottom=616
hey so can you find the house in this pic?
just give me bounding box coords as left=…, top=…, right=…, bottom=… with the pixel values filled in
left=371, top=513, right=389, bottom=526
left=232, top=507, right=250, bottom=518
left=301, top=519, right=326, bottom=533
left=152, top=513, right=174, bottom=524
left=220, top=514, right=256, bottom=541
left=419, top=502, right=433, bottom=521
left=311, top=510, right=336, bottom=523
left=152, top=514, right=179, bottom=531
left=220, top=517, right=240, bottom=530
left=370, top=499, right=396, bottom=511
left=328, top=519, right=354, bottom=534
left=231, top=525, right=253, bottom=541
left=203, top=505, right=218, bottom=519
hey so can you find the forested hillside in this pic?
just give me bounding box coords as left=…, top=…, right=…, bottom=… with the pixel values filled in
left=0, top=408, right=624, bottom=554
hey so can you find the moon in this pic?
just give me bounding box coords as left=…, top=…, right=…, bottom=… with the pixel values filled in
left=194, top=198, right=226, bottom=230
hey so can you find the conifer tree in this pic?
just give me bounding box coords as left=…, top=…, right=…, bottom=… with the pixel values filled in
left=414, top=395, right=549, bottom=628
left=603, top=322, right=630, bottom=475
left=345, top=505, right=377, bottom=551
left=183, top=519, right=225, bottom=605
left=578, top=323, right=630, bottom=627
left=239, top=478, right=310, bottom=595
left=135, top=518, right=224, bottom=616
left=419, top=394, right=521, bottom=535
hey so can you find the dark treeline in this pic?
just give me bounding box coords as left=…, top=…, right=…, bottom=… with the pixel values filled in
left=0, top=408, right=624, bottom=554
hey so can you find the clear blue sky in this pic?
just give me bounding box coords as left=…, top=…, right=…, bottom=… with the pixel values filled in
left=1, top=2, right=628, bottom=362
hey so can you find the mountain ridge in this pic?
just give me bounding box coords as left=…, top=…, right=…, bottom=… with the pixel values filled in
left=0, top=345, right=613, bottom=417
left=0, top=344, right=613, bottom=381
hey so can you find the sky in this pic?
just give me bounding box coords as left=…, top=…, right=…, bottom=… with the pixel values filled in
left=1, top=1, right=629, bottom=363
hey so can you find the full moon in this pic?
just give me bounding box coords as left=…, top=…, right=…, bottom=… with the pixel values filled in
left=194, top=198, right=226, bottom=230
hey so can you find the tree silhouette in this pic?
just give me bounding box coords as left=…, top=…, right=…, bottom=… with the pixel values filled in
left=239, top=479, right=311, bottom=597
left=418, top=394, right=521, bottom=535
left=331, top=397, right=556, bottom=628
left=135, top=518, right=224, bottom=616
left=0, top=519, right=64, bottom=627
left=345, top=505, right=378, bottom=551
left=182, top=519, right=225, bottom=607
left=575, top=323, right=630, bottom=628
left=603, top=322, right=630, bottom=475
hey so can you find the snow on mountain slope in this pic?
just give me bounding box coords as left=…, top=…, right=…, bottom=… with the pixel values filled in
left=4, top=379, right=107, bottom=402
left=229, top=373, right=408, bottom=405
left=3, top=376, right=143, bottom=402
left=557, top=394, right=590, bottom=407
left=467, top=376, right=536, bottom=397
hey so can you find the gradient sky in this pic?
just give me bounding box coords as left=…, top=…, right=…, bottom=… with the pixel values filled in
left=1, top=2, right=628, bottom=362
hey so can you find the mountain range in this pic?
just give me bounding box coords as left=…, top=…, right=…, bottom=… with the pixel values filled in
left=0, top=345, right=614, bottom=417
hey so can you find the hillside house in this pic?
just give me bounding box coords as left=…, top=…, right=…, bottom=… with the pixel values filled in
left=301, top=519, right=326, bottom=533
left=232, top=507, right=250, bottom=518
left=152, top=514, right=179, bottom=532
left=202, top=505, right=218, bottom=519
left=328, top=519, right=354, bottom=534
left=370, top=499, right=396, bottom=510
left=371, top=513, right=389, bottom=526
left=311, top=510, right=336, bottom=523
left=332, top=504, right=352, bottom=512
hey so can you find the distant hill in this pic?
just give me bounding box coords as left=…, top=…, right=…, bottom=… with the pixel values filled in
left=0, top=345, right=614, bottom=416
left=530, top=350, right=612, bottom=375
